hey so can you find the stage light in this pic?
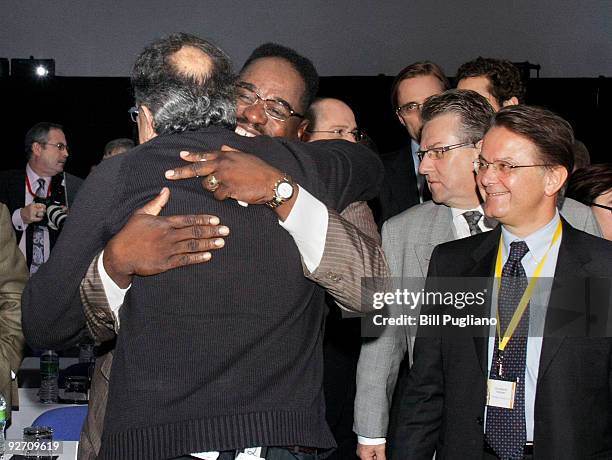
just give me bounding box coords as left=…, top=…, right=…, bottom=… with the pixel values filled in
left=11, top=57, right=55, bottom=78
left=35, top=65, right=49, bottom=77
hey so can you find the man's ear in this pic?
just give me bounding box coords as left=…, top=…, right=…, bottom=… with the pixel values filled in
left=297, top=119, right=310, bottom=142
left=31, top=142, right=43, bottom=159
left=502, top=96, right=519, bottom=107
left=138, top=105, right=157, bottom=143
left=544, top=165, right=569, bottom=196
left=472, top=139, right=483, bottom=160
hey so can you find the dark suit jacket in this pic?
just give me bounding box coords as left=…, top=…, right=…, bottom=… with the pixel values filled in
left=389, top=221, right=612, bottom=460
left=370, top=146, right=424, bottom=227
left=0, top=169, right=83, bottom=265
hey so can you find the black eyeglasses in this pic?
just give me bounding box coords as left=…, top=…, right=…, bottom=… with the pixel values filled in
left=128, top=106, right=139, bottom=123
left=589, top=202, right=612, bottom=212
left=416, top=142, right=476, bottom=161
left=40, top=142, right=68, bottom=152
left=236, top=82, right=304, bottom=121
left=396, top=101, right=422, bottom=117
left=307, top=128, right=364, bottom=142
left=473, top=157, right=552, bottom=176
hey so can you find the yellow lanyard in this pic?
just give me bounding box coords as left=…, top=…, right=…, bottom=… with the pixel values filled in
left=494, top=221, right=562, bottom=351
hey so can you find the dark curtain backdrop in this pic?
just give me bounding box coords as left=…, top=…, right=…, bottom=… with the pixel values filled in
left=1, top=75, right=609, bottom=178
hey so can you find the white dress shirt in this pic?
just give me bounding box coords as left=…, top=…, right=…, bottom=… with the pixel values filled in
left=485, top=211, right=561, bottom=442
left=450, top=206, right=496, bottom=239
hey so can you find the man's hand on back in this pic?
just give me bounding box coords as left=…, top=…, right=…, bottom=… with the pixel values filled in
left=165, top=145, right=298, bottom=221
left=103, top=187, right=229, bottom=288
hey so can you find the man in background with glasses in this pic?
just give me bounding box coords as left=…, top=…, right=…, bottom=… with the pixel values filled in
left=303, top=98, right=363, bottom=143
left=371, top=61, right=450, bottom=226
left=0, top=122, right=82, bottom=273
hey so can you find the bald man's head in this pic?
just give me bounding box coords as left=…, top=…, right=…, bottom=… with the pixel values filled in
left=303, top=98, right=360, bottom=142
left=130, top=33, right=236, bottom=141
left=168, top=45, right=213, bottom=83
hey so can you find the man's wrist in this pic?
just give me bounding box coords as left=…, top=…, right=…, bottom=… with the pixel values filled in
left=12, top=208, right=26, bottom=230
left=357, top=436, right=386, bottom=445
left=103, top=240, right=133, bottom=289
left=273, top=187, right=299, bottom=222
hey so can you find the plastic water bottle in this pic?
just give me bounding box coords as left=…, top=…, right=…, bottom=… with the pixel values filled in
left=0, top=392, right=6, bottom=459
left=79, top=338, right=95, bottom=364
left=39, top=350, right=59, bottom=403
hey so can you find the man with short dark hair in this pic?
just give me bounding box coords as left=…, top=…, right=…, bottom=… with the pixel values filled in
left=456, top=57, right=525, bottom=110
left=234, top=42, right=316, bottom=140
left=389, top=105, right=612, bottom=459
left=374, top=61, right=450, bottom=225
left=22, top=33, right=382, bottom=460
left=455, top=56, right=598, bottom=229
left=0, top=122, right=82, bottom=273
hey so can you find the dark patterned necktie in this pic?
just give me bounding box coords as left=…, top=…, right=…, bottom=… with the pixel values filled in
left=486, top=240, right=530, bottom=460
left=463, top=210, right=483, bottom=235
left=30, top=178, right=46, bottom=274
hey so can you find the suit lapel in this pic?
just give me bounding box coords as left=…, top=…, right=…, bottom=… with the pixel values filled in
left=538, top=221, right=592, bottom=379
left=469, top=228, right=502, bottom=377
left=414, top=206, right=454, bottom=276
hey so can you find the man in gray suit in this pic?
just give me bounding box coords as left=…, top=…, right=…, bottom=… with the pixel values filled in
left=354, top=89, right=601, bottom=460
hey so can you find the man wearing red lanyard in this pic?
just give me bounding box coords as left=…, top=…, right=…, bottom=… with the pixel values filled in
left=389, top=105, right=612, bottom=459
left=0, top=122, right=82, bottom=273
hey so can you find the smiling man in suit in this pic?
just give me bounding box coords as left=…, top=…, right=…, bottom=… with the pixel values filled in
left=354, top=90, right=601, bottom=460
left=389, top=105, right=612, bottom=459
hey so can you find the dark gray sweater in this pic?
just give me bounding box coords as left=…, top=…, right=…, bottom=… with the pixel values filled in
left=22, top=126, right=383, bottom=460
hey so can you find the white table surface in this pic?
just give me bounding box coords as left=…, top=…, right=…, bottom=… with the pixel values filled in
left=8, top=388, right=80, bottom=459
left=7, top=357, right=83, bottom=460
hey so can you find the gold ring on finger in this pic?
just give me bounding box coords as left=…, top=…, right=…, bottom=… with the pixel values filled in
left=207, top=174, right=220, bottom=191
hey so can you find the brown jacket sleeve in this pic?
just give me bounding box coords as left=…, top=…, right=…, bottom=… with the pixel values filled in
left=0, top=203, right=27, bottom=418
left=80, top=253, right=118, bottom=344
left=306, top=201, right=390, bottom=312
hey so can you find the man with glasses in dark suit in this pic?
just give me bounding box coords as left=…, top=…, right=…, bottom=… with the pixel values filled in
left=0, top=122, right=82, bottom=273
left=390, top=105, right=612, bottom=460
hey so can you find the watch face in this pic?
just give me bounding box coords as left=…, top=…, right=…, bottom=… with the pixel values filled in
left=277, top=181, right=294, bottom=199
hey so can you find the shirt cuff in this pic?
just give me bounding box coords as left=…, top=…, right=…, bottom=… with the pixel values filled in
left=12, top=208, right=26, bottom=231
left=11, top=370, right=15, bottom=380
left=278, top=186, right=328, bottom=272
left=98, top=250, right=131, bottom=326
left=357, top=436, right=386, bottom=445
